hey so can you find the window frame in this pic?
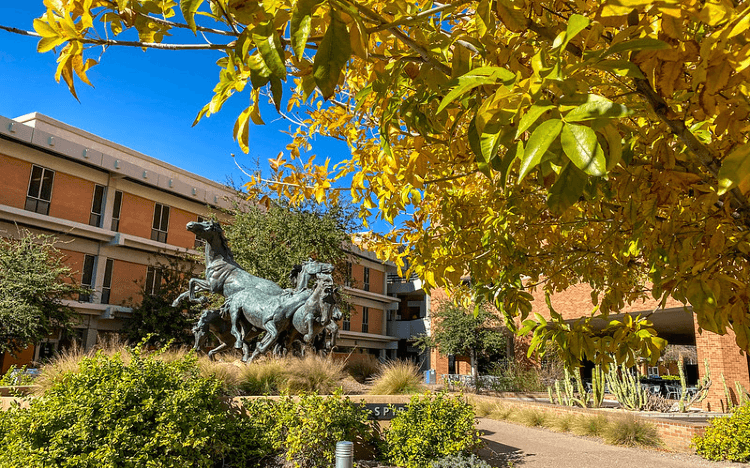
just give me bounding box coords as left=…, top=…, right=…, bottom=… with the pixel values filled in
left=111, top=190, right=123, bottom=231
left=89, top=184, right=106, bottom=227
left=363, top=266, right=370, bottom=291
left=362, top=306, right=369, bottom=333
left=79, top=254, right=96, bottom=302
left=145, top=266, right=163, bottom=296
left=151, top=203, right=170, bottom=243
left=25, top=165, right=55, bottom=216
left=100, top=258, right=114, bottom=304
left=342, top=314, right=350, bottom=331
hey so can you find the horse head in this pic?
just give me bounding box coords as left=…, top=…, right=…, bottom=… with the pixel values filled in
left=186, top=219, right=223, bottom=240
left=301, top=259, right=335, bottom=275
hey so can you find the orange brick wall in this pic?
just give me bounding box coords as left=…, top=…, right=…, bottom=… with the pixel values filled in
left=368, top=307, right=384, bottom=335
left=695, top=318, right=750, bottom=412
left=0, top=153, right=31, bottom=209
left=168, top=207, right=199, bottom=249
left=119, top=192, right=153, bottom=239
left=59, top=248, right=86, bottom=284
left=48, top=172, right=96, bottom=224
left=369, top=269, right=384, bottom=294
left=109, top=260, right=147, bottom=306
left=1, top=344, right=36, bottom=373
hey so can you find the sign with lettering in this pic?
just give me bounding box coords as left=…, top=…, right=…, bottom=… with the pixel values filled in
left=363, top=403, right=408, bottom=420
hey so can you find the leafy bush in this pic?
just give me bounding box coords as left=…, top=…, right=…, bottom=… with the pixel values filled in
left=385, top=392, right=481, bottom=468
left=265, top=391, right=378, bottom=468
left=0, top=365, right=36, bottom=386
left=370, top=360, right=423, bottom=395
left=604, top=414, right=661, bottom=448
left=0, top=347, right=265, bottom=468
left=694, top=402, right=750, bottom=461
left=429, top=453, right=492, bottom=468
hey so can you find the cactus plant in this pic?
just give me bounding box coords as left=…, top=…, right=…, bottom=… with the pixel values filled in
left=590, top=363, right=605, bottom=408
left=548, top=367, right=588, bottom=407
left=607, top=364, right=648, bottom=411
left=677, top=358, right=711, bottom=412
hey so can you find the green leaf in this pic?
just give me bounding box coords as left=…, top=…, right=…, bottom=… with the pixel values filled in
left=718, top=143, right=750, bottom=195
left=518, top=119, right=563, bottom=182
left=592, top=60, right=645, bottom=78
left=252, top=21, right=287, bottom=81
left=290, top=0, right=322, bottom=60
left=553, top=14, right=589, bottom=50
left=180, top=0, right=204, bottom=34
left=515, top=102, right=554, bottom=138
left=560, top=123, right=606, bottom=176
left=437, top=67, right=516, bottom=114
left=565, top=94, right=631, bottom=122
left=313, top=9, right=352, bottom=100
left=496, top=141, right=522, bottom=188
left=601, top=37, right=671, bottom=59
left=548, top=163, right=587, bottom=213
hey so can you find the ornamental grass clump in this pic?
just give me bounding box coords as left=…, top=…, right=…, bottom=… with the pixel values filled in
left=572, top=414, right=610, bottom=438
left=281, top=354, right=346, bottom=394
left=604, top=414, right=661, bottom=448
left=515, top=408, right=548, bottom=427
left=237, top=357, right=290, bottom=395
left=370, top=360, right=423, bottom=395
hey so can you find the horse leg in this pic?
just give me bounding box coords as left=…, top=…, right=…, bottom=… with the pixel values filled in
left=208, top=342, right=227, bottom=361
left=229, top=305, right=245, bottom=350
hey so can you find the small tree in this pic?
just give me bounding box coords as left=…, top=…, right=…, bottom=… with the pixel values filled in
left=123, top=257, right=198, bottom=347
left=224, top=199, right=359, bottom=287
left=416, top=302, right=506, bottom=378
left=0, top=230, right=81, bottom=357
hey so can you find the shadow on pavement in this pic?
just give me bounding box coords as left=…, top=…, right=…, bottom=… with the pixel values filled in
left=478, top=429, right=529, bottom=467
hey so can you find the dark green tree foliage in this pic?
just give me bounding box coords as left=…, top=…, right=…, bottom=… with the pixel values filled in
left=224, top=200, right=358, bottom=288
left=123, top=258, right=197, bottom=347
left=0, top=230, right=80, bottom=357
left=416, top=302, right=506, bottom=377
left=0, top=348, right=267, bottom=468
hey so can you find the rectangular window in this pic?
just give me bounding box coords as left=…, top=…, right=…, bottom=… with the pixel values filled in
left=345, top=261, right=353, bottom=286
left=111, top=190, right=123, bottom=231
left=362, top=307, right=369, bottom=333
left=194, top=216, right=205, bottom=248
left=145, top=266, right=163, bottom=296
left=25, top=165, right=54, bottom=215
left=342, top=315, right=350, bottom=331
left=89, top=185, right=105, bottom=227
left=363, top=266, right=370, bottom=292
left=79, top=254, right=96, bottom=302
left=100, top=259, right=114, bottom=304
left=151, top=203, right=170, bottom=243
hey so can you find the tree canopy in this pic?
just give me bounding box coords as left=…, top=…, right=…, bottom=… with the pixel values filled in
left=415, top=301, right=507, bottom=377
left=0, top=230, right=81, bottom=357
left=14, top=0, right=750, bottom=367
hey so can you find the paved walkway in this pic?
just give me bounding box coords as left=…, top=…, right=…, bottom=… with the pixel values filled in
left=476, top=418, right=746, bottom=468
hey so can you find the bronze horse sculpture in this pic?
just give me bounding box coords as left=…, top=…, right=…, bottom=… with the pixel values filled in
left=174, top=220, right=340, bottom=362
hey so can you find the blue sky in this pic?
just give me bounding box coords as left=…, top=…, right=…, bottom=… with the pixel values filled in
left=0, top=4, right=353, bottom=207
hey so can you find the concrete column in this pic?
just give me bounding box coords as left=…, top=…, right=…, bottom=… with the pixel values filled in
left=84, top=319, right=99, bottom=350
left=695, top=314, right=750, bottom=411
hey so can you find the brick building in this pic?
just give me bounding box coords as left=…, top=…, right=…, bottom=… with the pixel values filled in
left=0, top=112, right=397, bottom=371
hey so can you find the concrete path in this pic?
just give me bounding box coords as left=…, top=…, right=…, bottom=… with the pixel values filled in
left=476, top=418, right=746, bottom=468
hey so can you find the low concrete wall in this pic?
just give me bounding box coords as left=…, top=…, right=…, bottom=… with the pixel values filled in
left=468, top=393, right=714, bottom=453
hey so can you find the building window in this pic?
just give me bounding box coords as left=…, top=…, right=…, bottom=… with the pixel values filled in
left=89, top=185, right=105, bottom=227
left=362, top=307, right=369, bottom=333
left=342, top=315, right=350, bottom=331
left=194, top=216, right=205, bottom=248
left=101, top=259, right=114, bottom=304
left=79, top=254, right=96, bottom=302
left=111, top=190, right=123, bottom=231
left=345, top=261, right=353, bottom=286
left=363, top=266, right=370, bottom=291
left=151, top=203, right=170, bottom=243
left=25, top=165, right=54, bottom=215
left=145, top=266, right=163, bottom=296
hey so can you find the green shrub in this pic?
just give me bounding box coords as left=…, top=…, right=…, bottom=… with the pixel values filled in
left=385, top=392, right=481, bottom=468
left=0, top=347, right=266, bottom=468
left=0, top=365, right=35, bottom=386
left=604, top=414, right=661, bottom=448
left=429, top=453, right=492, bottom=468
left=370, top=360, right=424, bottom=395
left=265, top=391, right=378, bottom=468
left=694, top=402, right=750, bottom=461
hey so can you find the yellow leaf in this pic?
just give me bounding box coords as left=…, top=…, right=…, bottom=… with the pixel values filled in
left=699, top=0, right=733, bottom=26
left=495, top=0, right=527, bottom=32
